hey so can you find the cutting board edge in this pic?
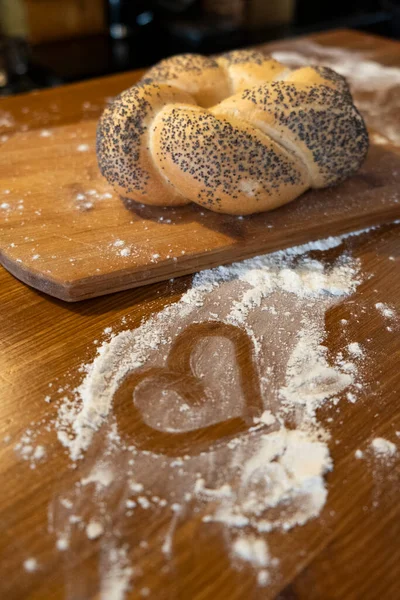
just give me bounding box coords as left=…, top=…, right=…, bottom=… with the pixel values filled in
left=2, top=209, right=400, bottom=302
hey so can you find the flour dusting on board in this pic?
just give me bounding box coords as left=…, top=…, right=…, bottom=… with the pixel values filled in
left=37, top=229, right=375, bottom=597
left=56, top=233, right=361, bottom=461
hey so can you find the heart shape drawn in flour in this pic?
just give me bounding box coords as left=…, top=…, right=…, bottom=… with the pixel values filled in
left=113, top=321, right=265, bottom=456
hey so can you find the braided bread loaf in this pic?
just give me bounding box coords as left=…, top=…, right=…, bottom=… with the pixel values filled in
left=97, top=49, right=368, bottom=215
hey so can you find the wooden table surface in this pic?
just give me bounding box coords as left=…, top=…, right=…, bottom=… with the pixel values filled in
left=0, top=29, right=399, bottom=600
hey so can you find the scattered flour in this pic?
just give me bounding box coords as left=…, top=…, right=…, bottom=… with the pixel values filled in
left=14, top=431, right=46, bottom=468
left=86, top=520, right=104, bottom=540
left=257, top=569, right=270, bottom=586
left=18, top=228, right=390, bottom=598
left=0, top=110, right=15, bottom=128
left=280, top=327, right=353, bottom=419
left=23, top=558, right=38, bottom=572
left=375, top=302, right=395, bottom=319
left=347, top=392, right=357, bottom=404
left=254, top=410, right=276, bottom=426
left=370, top=437, right=397, bottom=459
left=232, top=535, right=272, bottom=568
left=56, top=537, right=69, bottom=551
left=74, top=189, right=112, bottom=211
left=348, top=342, right=363, bottom=357
left=41, top=230, right=370, bottom=596
left=81, top=463, right=114, bottom=488
left=100, top=545, right=133, bottom=600
left=32, top=445, right=46, bottom=461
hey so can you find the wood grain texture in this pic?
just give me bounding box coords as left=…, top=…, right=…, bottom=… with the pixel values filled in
left=0, top=30, right=399, bottom=600
left=1, top=68, right=400, bottom=301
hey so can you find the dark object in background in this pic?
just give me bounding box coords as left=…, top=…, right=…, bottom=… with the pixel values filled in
left=0, top=36, right=27, bottom=92
left=0, top=35, right=61, bottom=96
left=0, top=0, right=400, bottom=95
left=155, top=0, right=246, bottom=51
left=382, top=0, right=400, bottom=35
left=107, top=0, right=154, bottom=39
left=295, top=0, right=378, bottom=26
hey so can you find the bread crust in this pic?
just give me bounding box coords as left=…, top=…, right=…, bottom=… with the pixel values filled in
left=97, top=51, right=369, bottom=215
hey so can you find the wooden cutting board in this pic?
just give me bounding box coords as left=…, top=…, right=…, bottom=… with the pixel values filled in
left=1, top=98, right=400, bottom=302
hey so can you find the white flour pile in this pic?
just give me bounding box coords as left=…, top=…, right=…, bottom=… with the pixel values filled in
left=370, top=437, right=397, bottom=459
left=45, top=231, right=371, bottom=597
left=201, top=429, right=332, bottom=533
left=232, top=534, right=278, bottom=586
left=272, top=41, right=400, bottom=146
left=375, top=302, right=396, bottom=320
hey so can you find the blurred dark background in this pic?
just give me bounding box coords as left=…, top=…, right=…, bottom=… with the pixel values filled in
left=0, top=0, right=400, bottom=95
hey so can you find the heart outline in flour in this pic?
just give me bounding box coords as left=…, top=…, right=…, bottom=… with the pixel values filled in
left=113, top=321, right=265, bottom=456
